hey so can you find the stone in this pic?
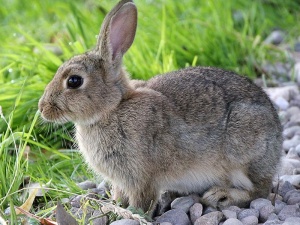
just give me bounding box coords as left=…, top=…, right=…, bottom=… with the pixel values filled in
left=263, top=220, right=284, bottom=225
left=283, top=126, right=300, bottom=139
left=70, top=195, right=82, bottom=208
left=240, top=216, right=258, bottom=225
left=203, top=206, right=218, bottom=215
left=222, top=209, right=237, bottom=219
left=265, top=85, right=299, bottom=103
left=171, top=196, right=195, bottom=213
left=284, top=190, right=300, bottom=205
left=286, top=106, right=300, bottom=121
left=290, top=114, right=300, bottom=124
left=267, top=213, right=278, bottom=221
left=275, top=97, right=289, bottom=110
left=156, top=209, right=191, bottom=225
left=279, top=158, right=300, bottom=176
left=237, top=209, right=259, bottom=220
left=286, top=147, right=300, bottom=159
left=283, top=135, right=300, bottom=152
left=274, top=200, right=287, bottom=214
left=189, top=203, right=203, bottom=223
left=91, top=210, right=108, bottom=225
left=295, top=42, right=300, bottom=52
left=224, top=206, right=242, bottom=214
left=259, top=204, right=275, bottom=223
left=296, top=144, right=300, bottom=157
left=278, top=181, right=296, bottom=197
left=295, top=62, right=300, bottom=86
left=77, top=180, right=97, bottom=190
left=194, top=211, right=224, bottom=225
left=264, top=30, right=285, bottom=45
left=280, top=175, right=300, bottom=186
left=222, top=218, right=243, bottom=225
left=250, top=198, right=272, bottom=210
left=110, top=219, right=139, bottom=225
left=283, top=217, right=300, bottom=225
left=278, top=205, right=300, bottom=220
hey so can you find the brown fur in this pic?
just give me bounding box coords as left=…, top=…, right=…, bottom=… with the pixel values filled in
left=39, top=0, right=282, bottom=215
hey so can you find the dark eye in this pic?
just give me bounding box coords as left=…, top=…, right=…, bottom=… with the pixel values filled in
left=67, top=75, right=83, bottom=89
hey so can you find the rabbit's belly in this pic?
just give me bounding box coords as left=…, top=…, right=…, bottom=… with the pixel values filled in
left=162, top=167, right=224, bottom=194
left=162, top=168, right=254, bottom=194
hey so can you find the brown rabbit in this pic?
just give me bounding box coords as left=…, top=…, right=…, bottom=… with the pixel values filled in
left=39, top=0, right=282, bottom=215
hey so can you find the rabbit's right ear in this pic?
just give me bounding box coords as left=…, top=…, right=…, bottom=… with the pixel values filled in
left=96, top=0, right=137, bottom=66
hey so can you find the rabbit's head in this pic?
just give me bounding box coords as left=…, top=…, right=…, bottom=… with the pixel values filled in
left=39, top=0, right=137, bottom=125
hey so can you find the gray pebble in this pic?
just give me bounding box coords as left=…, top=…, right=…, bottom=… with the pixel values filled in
left=222, top=209, right=237, bottom=219
left=77, top=180, right=97, bottom=190
left=222, top=218, right=243, bottom=225
left=189, top=203, right=203, bottom=223
left=259, top=204, right=275, bottom=223
left=250, top=198, right=272, bottom=210
left=283, top=217, right=300, bottom=225
left=277, top=181, right=296, bottom=197
left=280, top=175, right=300, bottom=186
left=280, top=158, right=300, bottom=176
left=283, top=126, right=300, bottom=139
left=275, top=200, right=287, bottom=214
left=278, top=205, right=300, bottom=221
left=286, top=147, right=300, bottom=159
left=263, top=219, right=284, bottom=225
left=268, top=213, right=279, bottom=221
left=156, top=209, right=191, bottom=225
left=203, top=206, right=218, bottom=215
left=70, top=195, right=82, bottom=208
left=283, top=135, right=300, bottom=151
left=275, top=97, right=289, bottom=110
left=290, top=111, right=300, bottom=123
left=264, top=30, right=285, bottom=45
left=240, top=215, right=258, bottom=225
left=194, top=211, right=224, bottom=225
left=286, top=106, right=300, bottom=119
left=284, top=190, right=300, bottom=205
left=237, top=209, right=259, bottom=220
left=157, top=223, right=173, bottom=225
left=171, top=196, right=195, bottom=213
left=224, top=206, right=242, bottom=214
left=110, top=219, right=139, bottom=225
left=295, top=42, right=300, bottom=52
left=90, top=210, right=108, bottom=225
left=295, top=62, right=300, bottom=86
left=296, top=144, right=300, bottom=156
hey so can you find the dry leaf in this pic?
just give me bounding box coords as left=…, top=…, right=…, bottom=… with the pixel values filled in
left=15, top=188, right=39, bottom=214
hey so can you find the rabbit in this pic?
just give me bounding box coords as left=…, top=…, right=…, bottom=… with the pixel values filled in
left=38, top=0, right=282, bottom=216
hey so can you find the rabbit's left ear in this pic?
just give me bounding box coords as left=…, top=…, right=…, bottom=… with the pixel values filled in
left=96, top=0, right=137, bottom=62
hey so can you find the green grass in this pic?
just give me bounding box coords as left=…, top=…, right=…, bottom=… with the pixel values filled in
left=0, top=0, right=300, bottom=223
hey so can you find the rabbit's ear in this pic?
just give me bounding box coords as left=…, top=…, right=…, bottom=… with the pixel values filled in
left=97, top=0, right=137, bottom=62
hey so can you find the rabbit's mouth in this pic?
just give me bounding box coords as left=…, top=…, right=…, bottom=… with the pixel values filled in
left=39, top=103, right=70, bottom=124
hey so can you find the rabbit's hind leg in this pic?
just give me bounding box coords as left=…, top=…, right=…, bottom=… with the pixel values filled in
left=201, top=186, right=252, bottom=209
left=201, top=170, right=254, bottom=209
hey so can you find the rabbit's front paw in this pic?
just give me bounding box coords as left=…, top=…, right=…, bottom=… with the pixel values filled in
left=202, top=187, right=232, bottom=209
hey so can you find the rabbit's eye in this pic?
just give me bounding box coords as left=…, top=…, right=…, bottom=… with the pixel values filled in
left=67, top=75, right=83, bottom=89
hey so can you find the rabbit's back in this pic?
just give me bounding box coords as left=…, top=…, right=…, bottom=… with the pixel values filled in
left=145, top=66, right=282, bottom=163
left=146, top=67, right=275, bottom=119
